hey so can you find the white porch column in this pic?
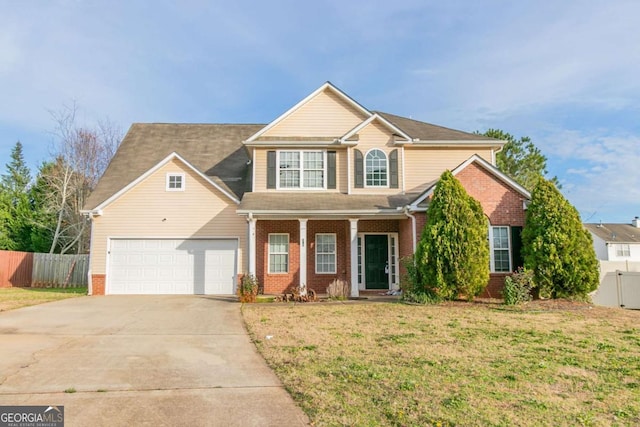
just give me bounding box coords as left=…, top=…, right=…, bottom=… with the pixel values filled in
left=299, top=219, right=308, bottom=295
left=248, top=215, right=256, bottom=276
left=349, top=218, right=359, bottom=298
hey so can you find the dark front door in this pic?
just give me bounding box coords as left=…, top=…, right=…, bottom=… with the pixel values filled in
left=365, top=235, right=389, bottom=289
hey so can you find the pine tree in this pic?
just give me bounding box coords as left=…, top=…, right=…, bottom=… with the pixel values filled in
left=415, top=170, right=489, bottom=300
left=522, top=179, right=599, bottom=298
left=1, top=142, right=33, bottom=251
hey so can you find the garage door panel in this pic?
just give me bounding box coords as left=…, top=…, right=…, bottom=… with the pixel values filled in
left=108, top=239, right=237, bottom=295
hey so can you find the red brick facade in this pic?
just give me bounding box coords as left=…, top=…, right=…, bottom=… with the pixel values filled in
left=253, top=163, right=528, bottom=297
left=255, top=218, right=402, bottom=294
left=256, top=220, right=300, bottom=294
left=91, top=274, right=106, bottom=295
left=455, top=163, right=526, bottom=228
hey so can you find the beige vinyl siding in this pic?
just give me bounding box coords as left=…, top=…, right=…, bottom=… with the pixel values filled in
left=89, top=159, right=246, bottom=275
left=262, top=89, right=367, bottom=138
left=403, top=147, right=493, bottom=193
left=351, top=121, right=404, bottom=195
left=253, top=148, right=267, bottom=191
left=253, top=147, right=348, bottom=193
left=336, top=149, right=348, bottom=193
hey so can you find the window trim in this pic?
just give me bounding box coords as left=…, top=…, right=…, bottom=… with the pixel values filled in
left=315, top=233, right=337, bottom=274
left=364, top=148, right=389, bottom=188
left=166, top=173, right=185, bottom=191
left=616, top=243, right=631, bottom=257
left=268, top=233, right=289, bottom=274
left=489, top=226, right=511, bottom=273
left=276, top=150, right=327, bottom=190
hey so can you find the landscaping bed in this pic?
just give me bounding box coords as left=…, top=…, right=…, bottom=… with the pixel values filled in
left=243, top=301, right=640, bottom=426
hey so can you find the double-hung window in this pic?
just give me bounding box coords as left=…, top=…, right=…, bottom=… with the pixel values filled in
left=490, top=226, right=511, bottom=272
left=268, top=234, right=289, bottom=273
left=315, top=234, right=336, bottom=274
left=616, top=244, right=631, bottom=257
left=278, top=151, right=325, bottom=189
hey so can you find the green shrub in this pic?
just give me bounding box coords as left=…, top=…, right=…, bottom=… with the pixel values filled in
left=400, top=256, right=441, bottom=304
left=238, top=274, right=259, bottom=303
left=503, top=268, right=534, bottom=305
left=415, top=171, right=489, bottom=301
left=522, top=179, right=599, bottom=299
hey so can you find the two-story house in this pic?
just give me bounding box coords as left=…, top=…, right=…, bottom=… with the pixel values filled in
left=83, top=82, right=530, bottom=297
left=584, top=219, right=640, bottom=261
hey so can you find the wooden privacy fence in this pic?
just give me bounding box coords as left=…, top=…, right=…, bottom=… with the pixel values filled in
left=32, top=253, right=89, bottom=288
left=0, top=250, right=34, bottom=287
left=0, top=250, right=89, bottom=288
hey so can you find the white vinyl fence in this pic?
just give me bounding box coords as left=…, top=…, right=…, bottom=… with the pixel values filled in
left=591, top=261, right=640, bottom=309
left=32, top=253, right=89, bottom=288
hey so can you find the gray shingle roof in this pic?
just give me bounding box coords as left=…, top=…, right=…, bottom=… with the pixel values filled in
left=375, top=111, right=499, bottom=142
left=238, top=192, right=421, bottom=213
left=84, top=123, right=264, bottom=210
left=584, top=223, right=640, bottom=243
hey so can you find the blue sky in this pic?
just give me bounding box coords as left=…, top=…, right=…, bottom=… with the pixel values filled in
left=1, top=1, right=639, bottom=223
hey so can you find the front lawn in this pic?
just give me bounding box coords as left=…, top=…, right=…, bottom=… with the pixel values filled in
left=243, top=301, right=640, bottom=426
left=0, top=287, right=87, bottom=311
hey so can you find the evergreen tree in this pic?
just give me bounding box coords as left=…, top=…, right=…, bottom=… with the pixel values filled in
left=522, top=179, right=599, bottom=298
left=1, top=142, right=33, bottom=251
left=0, top=191, right=15, bottom=249
left=415, top=171, right=489, bottom=300
left=482, top=129, right=559, bottom=191
left=29, top=161, right=58, bottom=252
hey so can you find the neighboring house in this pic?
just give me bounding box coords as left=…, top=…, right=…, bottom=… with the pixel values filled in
left=83, top=82, right=530, bottom=297
left=584, top=218, right=640, bottom=261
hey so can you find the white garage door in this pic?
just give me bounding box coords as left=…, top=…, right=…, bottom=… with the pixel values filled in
left=108, top=239, right=237, bottom=295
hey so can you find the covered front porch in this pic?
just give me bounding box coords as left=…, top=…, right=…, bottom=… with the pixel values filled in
left=245, top=216, right=416, bottom=297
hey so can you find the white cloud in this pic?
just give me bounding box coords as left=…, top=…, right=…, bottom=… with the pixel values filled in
left=542, top=129, right=640, bottom=221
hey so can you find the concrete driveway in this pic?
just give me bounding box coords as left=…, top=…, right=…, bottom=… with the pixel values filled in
left=0, top=296, right=309, bottom=426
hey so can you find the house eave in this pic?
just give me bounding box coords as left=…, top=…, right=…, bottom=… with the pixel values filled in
left=243, top=140, right=343, bottom=148
left=401, top=140, right=506, bottom=148
left=80, top=209, right=103, bottom=217
left=237, top=209, right=405, bottom=218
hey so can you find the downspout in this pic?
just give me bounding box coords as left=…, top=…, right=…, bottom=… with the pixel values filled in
left=85, top=211, right=96, bottom=296
left=492, top=144, right=504, bottom=166
left=403, top=206, right=417, bottom=253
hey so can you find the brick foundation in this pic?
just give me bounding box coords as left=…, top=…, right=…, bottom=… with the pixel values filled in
left=480, top=274, right=508, bottom=298
left=91, top=274, right=106, bottom=295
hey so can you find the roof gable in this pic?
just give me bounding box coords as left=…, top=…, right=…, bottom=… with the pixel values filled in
left=245, top=82, right=371, bottom=142
left=340, top=113, right=411, bottom=144
left=410, top=154, right=530, bottom=209
left=85, top=152, right=241, bottom=213
left=84, top=123, right=262, bottom=210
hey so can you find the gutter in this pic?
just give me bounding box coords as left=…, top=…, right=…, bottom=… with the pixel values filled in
left=403, top=206, right=417, bottom=253
left=236, top=209, right=405, bottom=216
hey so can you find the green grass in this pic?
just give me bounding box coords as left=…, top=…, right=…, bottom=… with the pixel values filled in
left=243, top=302, right=640, bottom=426
left=0, top=287, right=87, bottom=311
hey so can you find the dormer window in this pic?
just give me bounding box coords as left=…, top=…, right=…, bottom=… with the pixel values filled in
left=365, top=149, right=388, bottom=187
left=166, top=173, right=185, bottom=191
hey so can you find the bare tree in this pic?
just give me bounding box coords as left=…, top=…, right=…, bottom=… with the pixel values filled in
left=40, top=103, right=122, bottom=254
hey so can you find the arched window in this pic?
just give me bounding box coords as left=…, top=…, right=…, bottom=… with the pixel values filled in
left=365, top=149, right=387, bottom=187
